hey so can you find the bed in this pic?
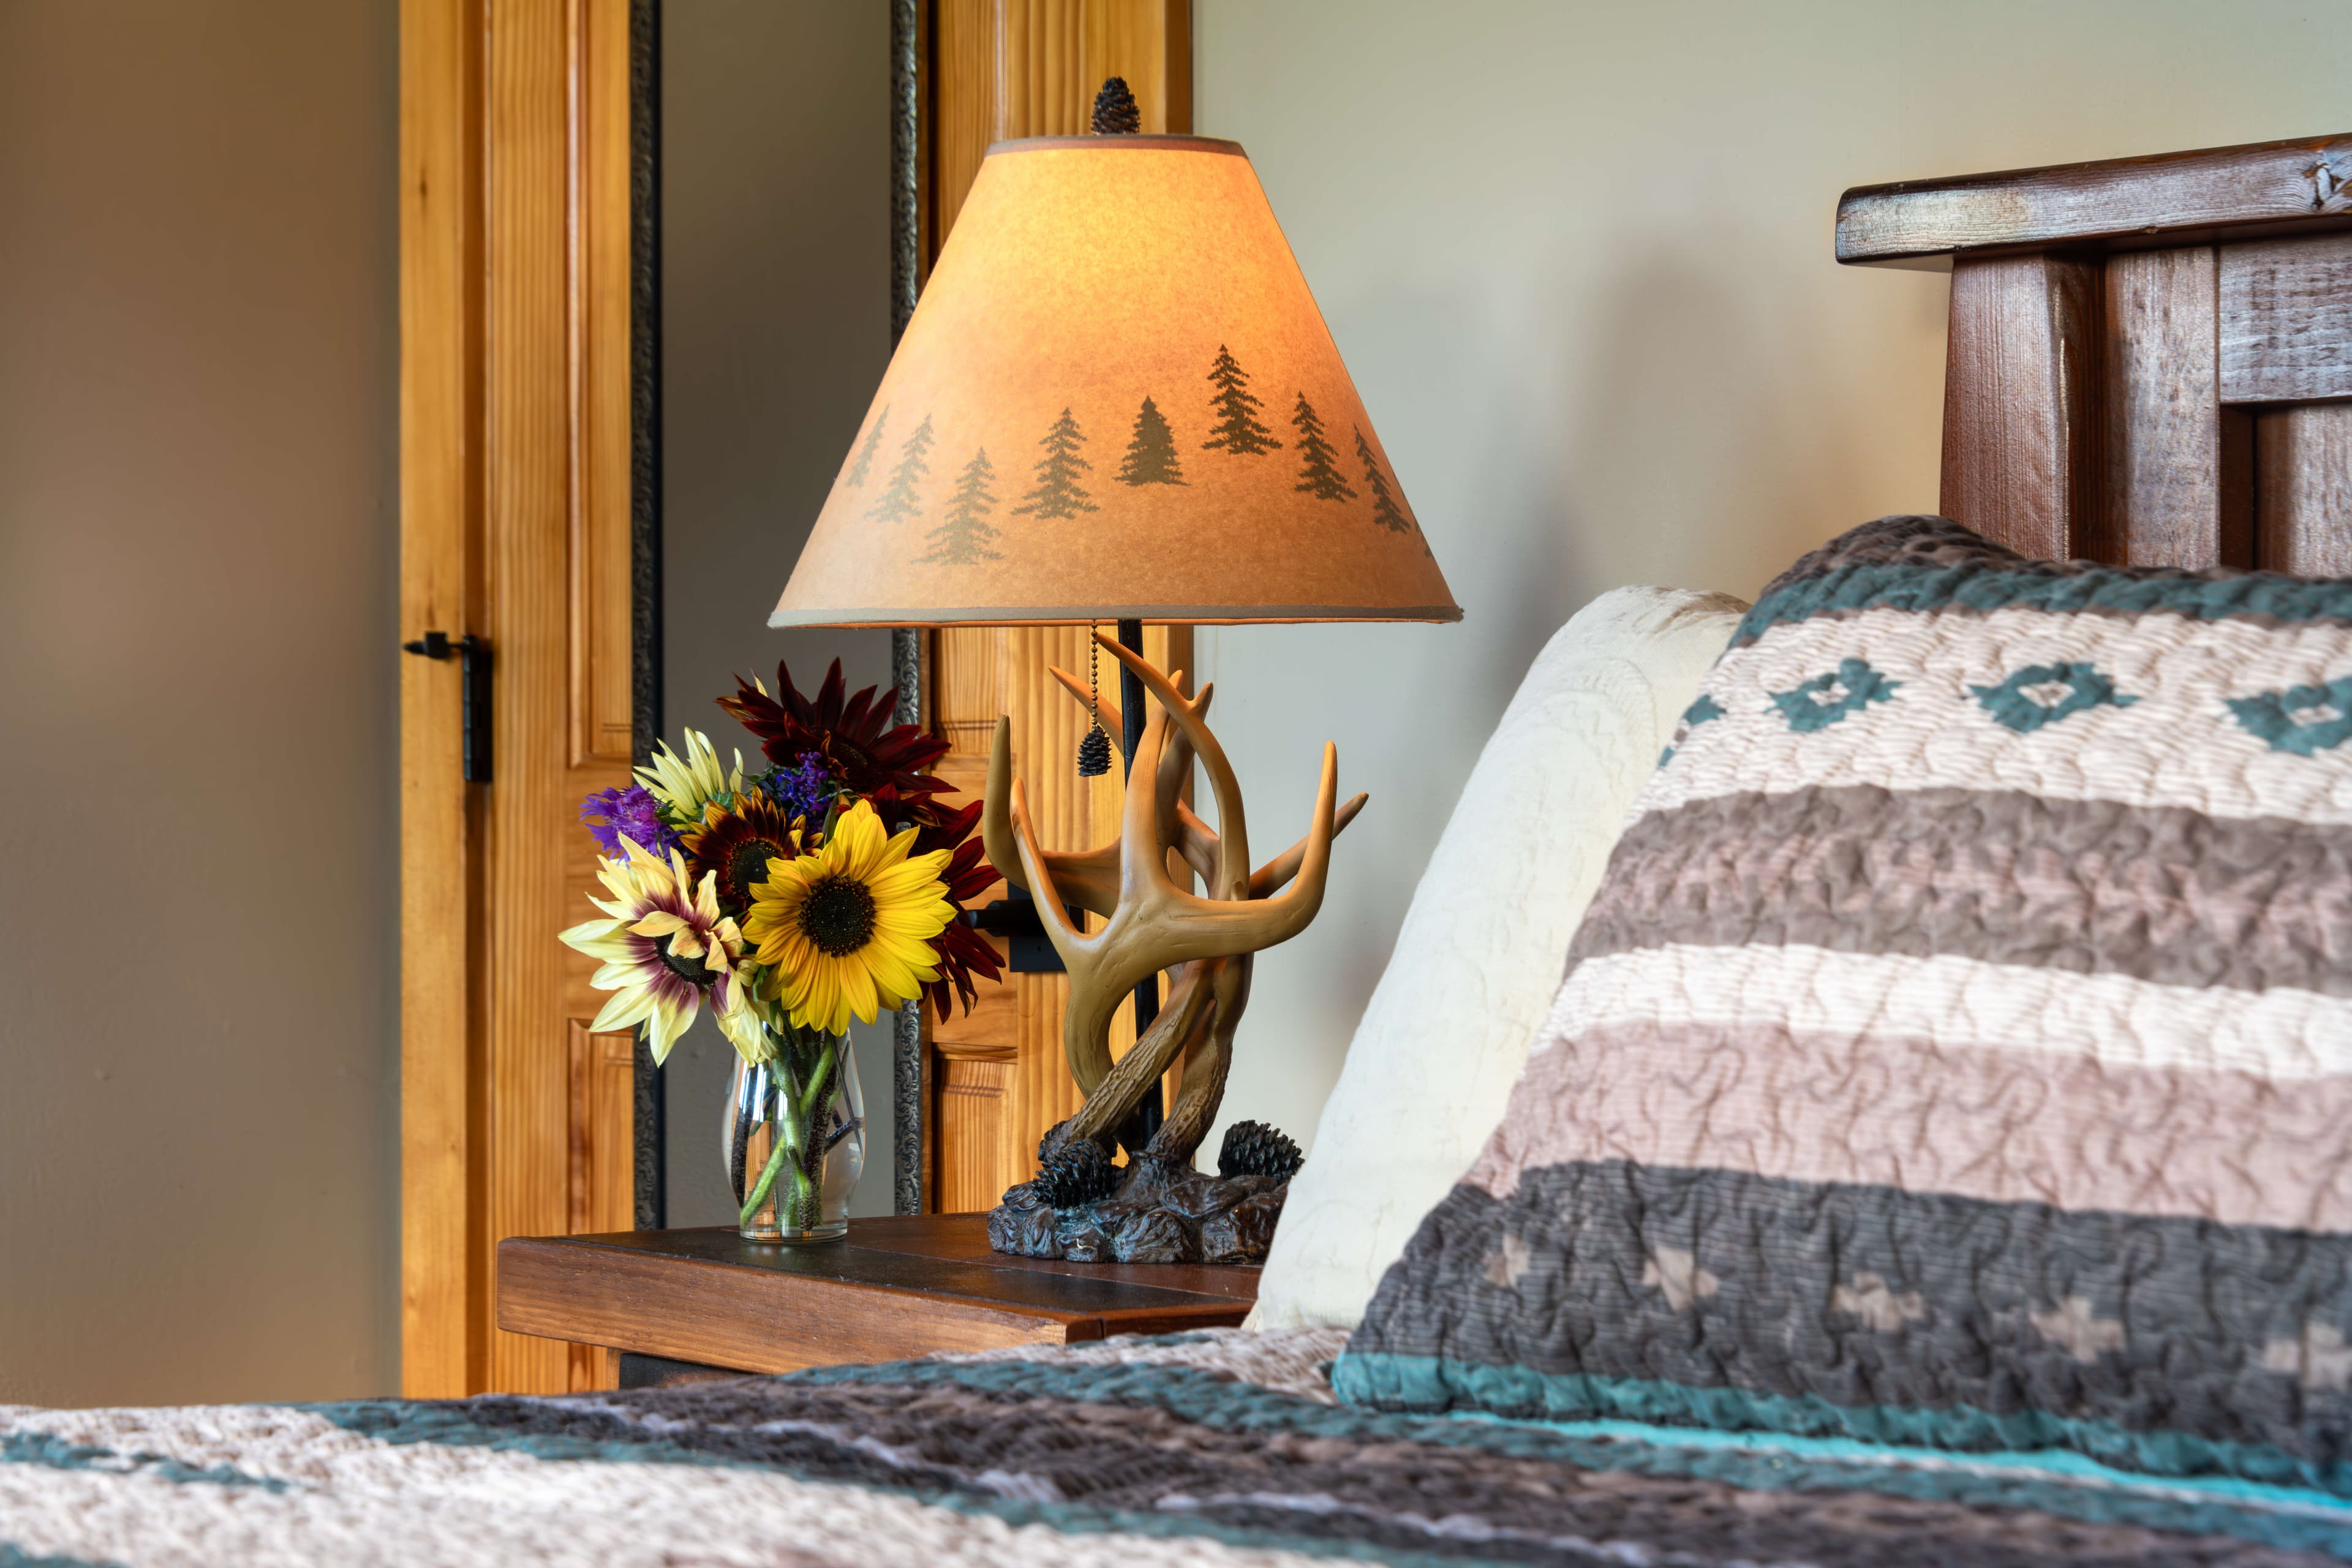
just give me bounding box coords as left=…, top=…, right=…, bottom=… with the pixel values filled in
left=9, top=133, right=2351, bottom=1568
left=12, top=1327, right=2351, bottom=1567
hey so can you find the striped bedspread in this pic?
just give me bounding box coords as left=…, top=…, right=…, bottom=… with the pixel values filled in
left=9, top=1328, right=2352, bottom=1566
left=1337, top=516, right=2352, bottom=1503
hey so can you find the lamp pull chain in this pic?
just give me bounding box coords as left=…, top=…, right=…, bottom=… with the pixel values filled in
left=1076, top=624, right=1112, bottom=776
left=1074, top=89, right=1129, bottom=772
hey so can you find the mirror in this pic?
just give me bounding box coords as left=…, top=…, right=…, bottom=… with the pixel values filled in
left=635, top=2, right=916, bottom=1228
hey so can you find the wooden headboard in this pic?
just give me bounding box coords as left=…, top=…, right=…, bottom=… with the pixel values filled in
left=1837, top=134, right=2352, bottom=571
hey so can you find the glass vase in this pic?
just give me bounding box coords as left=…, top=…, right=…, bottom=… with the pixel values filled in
left=723, top=1022, right=863, bottom=1244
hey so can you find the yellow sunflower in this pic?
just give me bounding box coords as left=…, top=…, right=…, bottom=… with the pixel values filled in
left=742, top=798, right=956, bottom=1036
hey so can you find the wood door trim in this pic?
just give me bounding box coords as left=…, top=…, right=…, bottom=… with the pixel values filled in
left=399, top=0, right=488, bottom=1400
left=401, top=0, right=638, bottom=1398
left=935, top=1038, right=1019, bottom=1063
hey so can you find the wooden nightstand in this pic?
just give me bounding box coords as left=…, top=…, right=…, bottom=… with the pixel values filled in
left=497, top=1214, right=1260, bottom=1387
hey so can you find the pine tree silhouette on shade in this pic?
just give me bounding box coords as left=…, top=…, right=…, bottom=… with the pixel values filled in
left=867, top=413, right=934, bottom=524
left=1011, top=407, right=1098, bottom=518
left=1201, top=345, right=1281, bottom=456
left=1354, top=426, right=1410, bottom=533
left=1116, top=396, right=1186, bottom=485
left=845, top=405, right=890, bottom=486
left=1291, top=394, right=1356, bottom=500
left=919, top=447, right=1004, bottom=564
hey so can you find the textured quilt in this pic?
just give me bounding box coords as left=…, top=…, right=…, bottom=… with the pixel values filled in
left=1338, top=516, right=2352, bottom=1498
left=12, top=1328, right=2352, bottom=1566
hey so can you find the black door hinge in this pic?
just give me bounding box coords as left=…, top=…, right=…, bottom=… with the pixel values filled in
left=401, top=630, right=492, bottom=783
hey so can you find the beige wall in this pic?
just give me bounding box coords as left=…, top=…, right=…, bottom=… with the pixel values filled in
left=1190, top=1, right=2350, bottom=1158
left=0, top=1, right=396, bottom=1403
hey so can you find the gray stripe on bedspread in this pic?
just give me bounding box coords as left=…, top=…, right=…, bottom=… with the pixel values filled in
left=1571, top=786, right=2352, bottom=996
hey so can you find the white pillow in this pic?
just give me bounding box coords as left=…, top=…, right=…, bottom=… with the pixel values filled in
left=1248, top=585, right=1748, bottom=1330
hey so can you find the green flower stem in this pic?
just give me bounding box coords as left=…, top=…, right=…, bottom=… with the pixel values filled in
left=738, top=1029, right=842, bottom=1236
left=783, top=1035, right=838, bottom=1232
left=794, top=1038, right=839, bottom=1123
left=737, top=1091, right=799, bottom=1231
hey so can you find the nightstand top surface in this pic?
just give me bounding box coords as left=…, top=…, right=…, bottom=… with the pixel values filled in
left=497, top=1213, right=1261, bottom=1376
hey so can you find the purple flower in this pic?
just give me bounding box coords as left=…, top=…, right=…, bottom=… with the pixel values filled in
left=759, top=753, right=846, bottom=824
left=579, top=783, right=680, bottom=859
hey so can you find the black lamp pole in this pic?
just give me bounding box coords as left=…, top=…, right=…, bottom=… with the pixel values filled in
left=1115, top=617, right=1164, bottom=1142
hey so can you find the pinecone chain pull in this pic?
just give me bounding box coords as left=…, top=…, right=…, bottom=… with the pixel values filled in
left=1077, top=622, right=1112, bottom=776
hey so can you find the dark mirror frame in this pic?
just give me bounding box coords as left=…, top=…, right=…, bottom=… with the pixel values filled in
left=628, top=1, right=927, bottom=1229
left=628, top=0, right=662, bottom=1231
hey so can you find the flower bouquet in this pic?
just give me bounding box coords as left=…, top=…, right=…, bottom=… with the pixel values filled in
left=562, top=663, right=1001, bottom=1242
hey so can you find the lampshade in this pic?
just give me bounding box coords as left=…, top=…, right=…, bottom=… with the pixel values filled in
left=772, top=135, right=1458, bottom=628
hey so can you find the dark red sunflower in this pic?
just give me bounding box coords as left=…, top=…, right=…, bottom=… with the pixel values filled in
left=716, top=660, right=954, bottom=827
left=679, top=789, right=805, bottom=917
left=912, top=798, right=1005, bottom=1023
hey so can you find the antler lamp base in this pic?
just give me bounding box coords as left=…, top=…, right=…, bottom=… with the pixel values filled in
left=976, top=635, right=1361, bottom=1262
left=989, top=1120, right=1304, bottom=1263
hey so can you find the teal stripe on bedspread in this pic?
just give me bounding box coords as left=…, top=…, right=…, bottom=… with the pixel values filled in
left=1735, top=559, right=2352, bottom=644
left=1330, top=1349, right=2352, bottom=1498
left=1, top=1429, right=286, bottom=1491
left=1, top=1546, right=123, bottom=1568
left=1330, top=1354, right=2352, bottom=1511
left=293, top=1355, right=2352, bottom=1560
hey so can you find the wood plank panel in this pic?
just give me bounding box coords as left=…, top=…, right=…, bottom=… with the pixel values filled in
left=1941, top=252, right=2099, bottom=561
left=482, top=0, right=574, bottom=1398
left=2220, top=234, right=2352, bottom=405
left=927, top=0, right=997, bottom=263
left=570, top=0, right=635, bottom=764
left=922, top=1, right=1194, bottom=1212
left=564, top=1023, right=633, bottom=1392
left=567, top=1025, right=638, bottom=1238
left=1838, top=133, right=2352, bottom=268
left=999, top=0, right=1089, bottom=137
left=2098, top=246, right=2247, bottom=568
left=398, top=0, right=486, bottom=1400
left=1088, top=0, right=1189, bottom=134
left=2256, top=404, right=2352, bottom=576
left=929, top=620, right=1190, bottom=1207
left=935, top=1050, right=1014, bottom=1215
left=478, top=0, right=636, bottom=1395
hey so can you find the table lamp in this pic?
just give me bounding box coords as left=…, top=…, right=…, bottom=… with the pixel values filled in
left=773, top=82, right=1458, bottom=1263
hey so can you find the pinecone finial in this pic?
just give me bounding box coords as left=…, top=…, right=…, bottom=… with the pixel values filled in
left=1090, top=77, right=1140, bottom=135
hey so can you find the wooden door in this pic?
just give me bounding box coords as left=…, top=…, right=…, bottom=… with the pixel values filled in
left=400, top=0, right=640, bottom=1398
left=918, top=0, right=1194, bottom=1213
